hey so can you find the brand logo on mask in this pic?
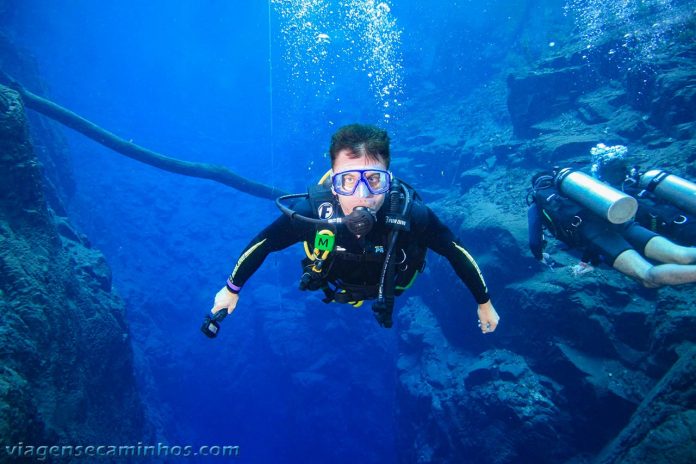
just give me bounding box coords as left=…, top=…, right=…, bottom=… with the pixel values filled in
left=318, top=202, right=334, bottom=219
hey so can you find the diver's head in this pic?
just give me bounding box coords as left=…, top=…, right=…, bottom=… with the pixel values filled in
left=590, top=143, right=629, bottom=185
left=329, top=124, right=391, bottom=216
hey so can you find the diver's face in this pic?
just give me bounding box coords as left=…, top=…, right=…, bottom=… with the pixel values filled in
left=332, top=149, right=388, bottom=215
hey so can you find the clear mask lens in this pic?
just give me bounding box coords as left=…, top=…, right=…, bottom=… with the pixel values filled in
left=333, top=169, right=390, bottom=196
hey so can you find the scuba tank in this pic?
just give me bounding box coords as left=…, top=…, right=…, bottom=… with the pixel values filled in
left=640, top=170, right=696, bottom=217
left=555, top=168, right=637, bottom=224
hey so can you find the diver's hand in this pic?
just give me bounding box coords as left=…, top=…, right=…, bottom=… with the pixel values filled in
left=541, top=252, right=557, bottom=271
left=211, top=286, right=239, bottom=315
left=477, top=300, right=500, bottom=334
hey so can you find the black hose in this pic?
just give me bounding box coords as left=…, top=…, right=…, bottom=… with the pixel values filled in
left=0, top=72, right=285, bottom=200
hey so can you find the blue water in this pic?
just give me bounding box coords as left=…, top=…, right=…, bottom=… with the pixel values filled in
left=9, top=2, right=408, bottom=462
left=4, top=0, right=692, bottom=462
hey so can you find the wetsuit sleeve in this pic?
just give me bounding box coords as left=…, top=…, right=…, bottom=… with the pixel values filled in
left=528, top=203, right=545, bottom=260
left=415, top=204, right=490, bottom=305
left=226, top=201, right=311, bottom=293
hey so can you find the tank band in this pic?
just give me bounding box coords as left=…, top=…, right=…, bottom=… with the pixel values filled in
left=645, top=170, right=669, bottom=193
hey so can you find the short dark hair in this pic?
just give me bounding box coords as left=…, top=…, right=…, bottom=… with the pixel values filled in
left=329, top=124, right=390, bottom=168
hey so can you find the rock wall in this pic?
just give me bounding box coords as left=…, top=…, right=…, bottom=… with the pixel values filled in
left=393, top=5, right=696, bottom=464
left=0, top=30, right=76, bottom=215
left=0, top=84, right=150, bottom=444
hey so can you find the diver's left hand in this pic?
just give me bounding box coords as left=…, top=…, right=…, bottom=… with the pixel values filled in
left=477, top=300, right=500, bottom=334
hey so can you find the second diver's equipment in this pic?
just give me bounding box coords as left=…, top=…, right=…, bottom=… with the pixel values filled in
left=555, top=168, right=638, bottom=224
left=639, top=169, right=696, bottom=217
left=201, top=310, right=228, bottom=339
left=529, top=172, right=587, bottom=249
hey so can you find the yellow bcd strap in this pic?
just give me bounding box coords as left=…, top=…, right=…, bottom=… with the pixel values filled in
left=303, top=229, right=335, bottom=272
left=304, top=173, right=364, bottom=304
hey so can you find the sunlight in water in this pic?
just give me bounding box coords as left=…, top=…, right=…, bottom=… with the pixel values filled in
left=563, top=0, right=690, bottom=63
left=271, top=0, right=403, bottom=122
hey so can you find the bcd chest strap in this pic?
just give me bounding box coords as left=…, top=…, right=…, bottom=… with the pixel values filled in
left=307, top=183, right=338, bottom=220
left=299, top=179, right=420, bottom=328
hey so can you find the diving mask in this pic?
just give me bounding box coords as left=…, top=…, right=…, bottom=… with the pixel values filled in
left=332, top=169, right=391, bottom=196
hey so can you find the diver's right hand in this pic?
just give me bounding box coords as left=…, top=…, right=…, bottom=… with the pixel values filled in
left=211, top=286, right=239, bottom=315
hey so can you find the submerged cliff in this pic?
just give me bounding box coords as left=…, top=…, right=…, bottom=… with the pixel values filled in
left=0, top=84, right=150, bottom=444
left=393, top=3, right=696, bottom=463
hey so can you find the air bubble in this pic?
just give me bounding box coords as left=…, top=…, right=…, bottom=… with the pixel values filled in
left=377, top=3, right=391, bottom=13
left=565, top=0, right=682, bottom=64
left=272, top=0, right=403, bottom=123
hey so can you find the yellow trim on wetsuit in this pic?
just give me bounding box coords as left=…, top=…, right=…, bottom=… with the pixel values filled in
left=452, top=241, right=488, bottom=292
left=396, top=268, right=420, bottom=291
left=231, top=238, right=268, bottom=280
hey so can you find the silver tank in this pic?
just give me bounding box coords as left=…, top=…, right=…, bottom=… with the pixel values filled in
left=556, top=168, right=637, bottom=224
left=640, top=169, right=696, bottom=216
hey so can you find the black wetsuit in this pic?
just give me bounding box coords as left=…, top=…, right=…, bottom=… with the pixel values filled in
left=226, top=197, right=490, bottom=305
left=622, top=181, right=696, bottom=247
left=528, top=182, right=657, bottom=266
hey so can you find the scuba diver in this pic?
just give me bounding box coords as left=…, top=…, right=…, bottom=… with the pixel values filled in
left=208, top=124, right=499, bottom=333
left=590, top=143, right=696, bottom=247
left=527, top=152, right=696, bottom=287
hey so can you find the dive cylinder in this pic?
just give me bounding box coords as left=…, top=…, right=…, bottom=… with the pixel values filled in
left=640, top=170, right=696, bottom=216
left=556, top=168, right=637, bottom=224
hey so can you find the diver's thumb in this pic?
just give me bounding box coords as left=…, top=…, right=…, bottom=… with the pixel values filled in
left=226, top=299, right=239, bottom=314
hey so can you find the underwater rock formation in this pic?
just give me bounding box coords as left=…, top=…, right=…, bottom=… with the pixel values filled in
left=0, top=30, right=77, bottom=215
left=394, top=7, right=696, bottom=464
left=397, top=297, right=571, bottom=464
left=507, top=37, right=696, bottom=155
left=596, top=344, right=696, bottom=464
left=0, top=84, right=150, bottom=443
left=395, top=147, right=695, bottom=463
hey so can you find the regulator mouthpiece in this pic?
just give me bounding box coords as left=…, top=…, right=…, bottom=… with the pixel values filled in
left=344, top=206, right=376, bottom=236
